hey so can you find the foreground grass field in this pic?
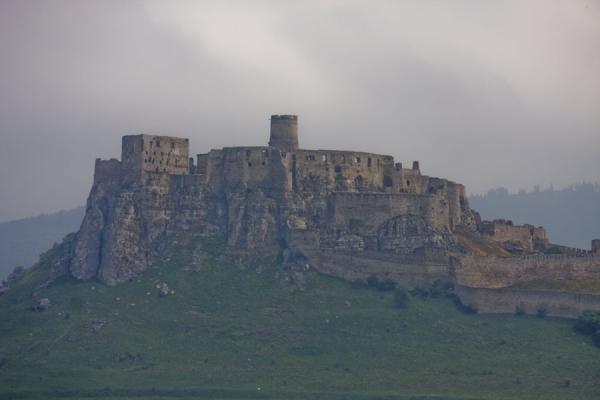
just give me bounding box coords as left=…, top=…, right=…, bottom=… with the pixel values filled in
left=0, top=237, right=599, bottom=399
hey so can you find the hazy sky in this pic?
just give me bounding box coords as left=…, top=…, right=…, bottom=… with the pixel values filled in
left=1, top=0, right=599, bottom=221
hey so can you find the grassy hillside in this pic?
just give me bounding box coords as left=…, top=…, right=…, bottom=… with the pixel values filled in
left=0, top=236, right=599, bottom=400
left=0, top=207, right=84, bottom=280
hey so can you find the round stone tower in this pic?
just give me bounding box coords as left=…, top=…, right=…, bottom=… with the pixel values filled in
left=269, top=115, right=298, bottom=151
left=592, top=239, right=600, bottom=255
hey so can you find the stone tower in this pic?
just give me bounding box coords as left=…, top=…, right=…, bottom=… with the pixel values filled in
left=269, top=115, right=299, bottom=151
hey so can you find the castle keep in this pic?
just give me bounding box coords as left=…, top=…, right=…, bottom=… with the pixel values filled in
left=56, top=115, right=600, bottom=317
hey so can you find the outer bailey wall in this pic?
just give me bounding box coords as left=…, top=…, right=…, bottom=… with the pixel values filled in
left=288, top=230, right=450, bottom=286
left=455, top=285, right=600, bottom=318
left=455, top=254, right=600, bottom=289
left=484, top=223, right=534, bottom=250
left=331, top=192, right=427, bottom=232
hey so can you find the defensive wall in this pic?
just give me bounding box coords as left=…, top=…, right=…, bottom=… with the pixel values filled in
left=83, top=115, right=600, bottom=316
left=479, top=219, right=547, bottom=252
left=115, top=118, right=465, bottom=212
left=455, top=253, right=600, bottom=289
left=455, top=285, right=600, bottom=318
left=288, top=229, right=450, bottom=286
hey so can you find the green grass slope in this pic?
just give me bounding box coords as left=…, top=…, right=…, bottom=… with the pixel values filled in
left=0, top=236, right=599, bottom=400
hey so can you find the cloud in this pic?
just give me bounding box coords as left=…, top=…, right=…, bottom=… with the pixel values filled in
left=0, top=0, right=598, bottom=220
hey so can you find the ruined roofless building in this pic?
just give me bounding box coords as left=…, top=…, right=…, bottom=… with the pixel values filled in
left=69, top=114, right=480, bottom=285
left=55, top=113, right=600, bottom=319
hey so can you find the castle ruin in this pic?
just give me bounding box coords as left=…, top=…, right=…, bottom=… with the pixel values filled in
left=54, top=115, right=600, bottom=317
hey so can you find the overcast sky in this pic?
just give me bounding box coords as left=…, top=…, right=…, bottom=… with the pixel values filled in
left=0, top=0, right=599, bottom=222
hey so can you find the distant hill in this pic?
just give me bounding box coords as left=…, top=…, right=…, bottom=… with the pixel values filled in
left=469, top=183, right=600, bottom=249
left=0, top=206, right=84, bottom=280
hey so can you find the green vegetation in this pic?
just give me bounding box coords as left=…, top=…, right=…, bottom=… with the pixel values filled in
left=393, top=288, right=409, bottom=310
left=574, top=311, right=600, bottom=348
left=0, top=235, right=599, bottom=399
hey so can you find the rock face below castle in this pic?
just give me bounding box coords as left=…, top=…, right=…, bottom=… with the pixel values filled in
left=53, top=115, right=600, bottom=317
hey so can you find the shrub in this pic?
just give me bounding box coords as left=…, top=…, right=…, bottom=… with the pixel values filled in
left=366, top=275, right=379, bottom=288
left=366, top=275, right=397, bottom=292
left=450, top=294, right=478, bottom=314
left=514, top=305, right=526, bottom=316
left=536, top=307, right=547, bottom=318
left=393, top=288, right=410, bottom=309
left=409, top=280, right=453, bottom=299
left=572, top=311, right=600, bottom=348
left=573, top=311, right=600, bottom=336
left=591, top=332, right=600, bottom=348
left=377, top=279, right=397, bottom=292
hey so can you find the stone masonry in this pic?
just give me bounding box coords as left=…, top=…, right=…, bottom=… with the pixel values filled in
left=54, top=115, right=600, bottom=316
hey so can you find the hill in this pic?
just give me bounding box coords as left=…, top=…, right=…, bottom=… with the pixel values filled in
left=0, top=207, right=84, bottom=280
left=469, top=183, right=600, bottom=249
left=1, top=235, right=598, bottom=400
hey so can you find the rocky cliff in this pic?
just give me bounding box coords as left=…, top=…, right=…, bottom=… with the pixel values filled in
left=43, top=117, right=600, bottom=318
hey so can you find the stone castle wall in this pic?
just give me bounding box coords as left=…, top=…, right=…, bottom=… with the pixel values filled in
left=122, top=134, right=189, bottom=176
left=65, top=125, right=479, bottom=287
left=58, top=115, right=600, bottom=321
left=455, top=285, right=600, bottom=318
left=479, top=219, right=547, bottom=252
left=455, top=254, right=600, bottom=289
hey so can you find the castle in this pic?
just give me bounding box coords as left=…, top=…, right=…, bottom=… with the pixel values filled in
left=53, top=115, right=600, bottom=318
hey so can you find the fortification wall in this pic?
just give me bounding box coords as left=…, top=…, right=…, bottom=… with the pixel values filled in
left=288, top=230, right=449, bottom=286
left=446, top=182, right=464, bottom=228
left=479, top=220, right=547, bottom=252
left=329, top=189, right=459, bottom=238
left=208, top=147, right=290, bottom=193
left=455, top=254, right=600, bottom=289
left=93, top=158, right=121, bottom=186
left=290, top=150, right=394, bottom=193
left=455, top=285, right=600, bottom=318
left=331, top=192, right=426, bottom=231
left=392, top=167, right=424, bottom=193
